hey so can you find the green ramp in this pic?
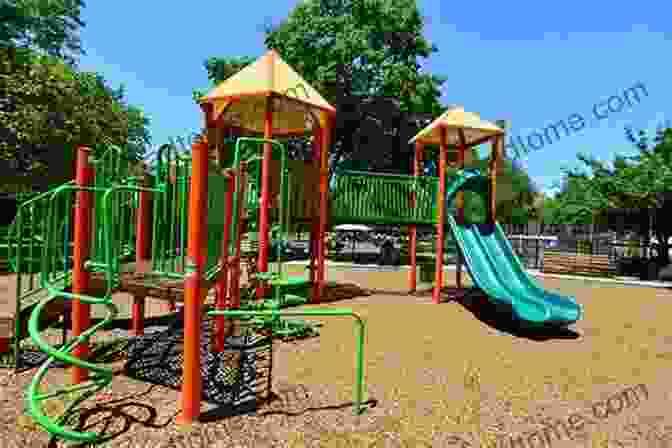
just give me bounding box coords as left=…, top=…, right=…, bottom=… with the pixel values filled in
left=444, top=169, right=581, bottom=326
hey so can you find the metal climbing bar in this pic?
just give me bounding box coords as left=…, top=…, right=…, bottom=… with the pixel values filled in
left=208, top=308, right=367, bottom=415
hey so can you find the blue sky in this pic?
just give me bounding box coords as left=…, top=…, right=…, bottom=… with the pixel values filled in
left=77, top=1, right=670, bottom=196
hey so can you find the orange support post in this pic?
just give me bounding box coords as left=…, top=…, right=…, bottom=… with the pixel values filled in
left=132, top=296, right=145, bottom=336
left=432, top=127, right=448, bottom=304
left=256, top=96, right=274, bottom=299
left=135, top=171, right=151, bottom=266
left=314, top=113, right=331, bottom=304
left=229, top=162, right=248, bottom=310
left=456, top=130, right=467, bottom=289
left=215, top=172, right=235, bottom=352
left=177, top=137, right=209, bottom=425
left=72, top=146, right=94, bottom=384
left=309, top=125, right=322, bottom=286
left=409, top=141, right=423, bottom=292
left=490, top=134, right=502, bottom=223
left=132, top=172, right=150, bottom=332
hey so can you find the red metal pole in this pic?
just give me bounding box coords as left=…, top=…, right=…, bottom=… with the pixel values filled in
left=256, top=97, right=274, bottom=298
left=229, top=162, right=247, bottom=309
left=177, top=137, right=209, bottom=425
left=132, top=296, right=145, bottom=336
left=71, top=146, right=94, bottom=384
left=409, top=141, right=423, bottom=292
left=135, top=170, right=151, bottom=266
left=215, top=172, right=234, bottom=352
left=433, top=128, right=448, bottom=304
left=132, top=171, right=150, bottom=334
left=456, top=132, right=467, bottom=289
left=314, top=113, right=331, bottom=304
left=309, top=126, right=321, bottom=286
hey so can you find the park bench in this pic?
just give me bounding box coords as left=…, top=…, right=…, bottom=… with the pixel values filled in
left=542, top=251, right=616, bottom=277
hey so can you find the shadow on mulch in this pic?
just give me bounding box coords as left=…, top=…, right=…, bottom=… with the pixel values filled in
left=318, top=282, right=373, bottom=303
left=449, top=287, right=581, bottom=342
left=45, top=385, right=177, bottom=447
left=200, top=388, right=378, bottom=422
left=71, top=312, right=182, bottom=332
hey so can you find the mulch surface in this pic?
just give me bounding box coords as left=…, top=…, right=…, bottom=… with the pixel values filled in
left=2, top=270, right=672, bottom=447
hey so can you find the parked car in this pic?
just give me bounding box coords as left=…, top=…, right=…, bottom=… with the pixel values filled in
left=332, top=226, right=401, bottom=265
left=267, top=239, right=309, bottom=261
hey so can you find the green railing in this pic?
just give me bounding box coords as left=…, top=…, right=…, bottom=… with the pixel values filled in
left=208, top=308, right=367, bottom=415
left=150, top=143, right=232, bottom=281
left=91, top=145, right=139, bottom=268
left=151, top=144, right=191, bottom=278
left=5, top=182, right=75, bottom=368
left=330, top=170, right=441, bottom=225
left=231, top=138, right=288, bottom=252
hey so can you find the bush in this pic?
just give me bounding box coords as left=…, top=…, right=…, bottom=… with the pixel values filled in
left=576, top=239, right=592, bottom=254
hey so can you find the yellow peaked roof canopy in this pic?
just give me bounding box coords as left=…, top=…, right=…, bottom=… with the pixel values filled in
left=199, top=50, right=335, bottom=135
left=409, top=105, right=504, bottom=147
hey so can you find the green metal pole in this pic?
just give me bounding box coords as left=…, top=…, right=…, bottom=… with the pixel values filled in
left=208, top=308, right=367, bottom=415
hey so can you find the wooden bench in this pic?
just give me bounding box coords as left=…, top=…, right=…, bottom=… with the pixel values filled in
left=542, top=251, right=615, bottom=277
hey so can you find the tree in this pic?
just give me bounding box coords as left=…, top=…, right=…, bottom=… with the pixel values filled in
left=539, top=195, right=564, bottom=224
left=0, top=51, right=151, bottom=190
left=1, top=0, right=85, bottom=67
left=197, top=0, right=445, bottom=174
left=433, top=151, right=539, bottom=224
left=553, top=124, right=672, bottom=264
left=465, top=156, right=539, bottom=224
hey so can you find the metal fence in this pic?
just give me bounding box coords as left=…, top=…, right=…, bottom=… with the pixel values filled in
left=503, top=235, right=662, bottom=270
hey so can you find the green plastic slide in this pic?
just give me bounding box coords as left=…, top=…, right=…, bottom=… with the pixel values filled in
left=443, top=169, right=581, bottom=326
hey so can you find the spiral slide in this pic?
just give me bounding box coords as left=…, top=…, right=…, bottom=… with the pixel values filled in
left=445, top=170, right=581, bottom=326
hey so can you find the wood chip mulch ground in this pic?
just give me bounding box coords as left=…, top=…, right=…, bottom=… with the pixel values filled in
left=2, top=273, right=672, bottom=447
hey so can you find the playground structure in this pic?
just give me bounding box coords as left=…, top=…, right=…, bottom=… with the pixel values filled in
left=2, top=49, right=582, bottom=443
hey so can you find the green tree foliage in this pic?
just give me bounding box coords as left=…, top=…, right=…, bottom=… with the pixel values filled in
left=553, top=124, right=672, bottom=263
left=453, top=155, right=539, bottom=224
left=539, top=195, right=563, bottom=224
left=197, top=0, right=445, bottom=173
left=0, top=51, right=151, bottom=190
left=1, top=0, right=85, bottom=66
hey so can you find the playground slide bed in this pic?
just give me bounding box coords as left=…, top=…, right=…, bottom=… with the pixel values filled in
left=2, top=276, right=672, bottom=447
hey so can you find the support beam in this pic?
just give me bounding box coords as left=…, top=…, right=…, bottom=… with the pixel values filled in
left=177, top=136, right=209, bottom=425
left=490, top=134, right=503, bottom=223
left=132, top=296, right=145, bottom=336
left=456, top=130, right=467, bottom=289
left=257, top=96, right=274, bottom=298
left=433, top=127, right=448, bottom=304
left=215, top=171, right=235, bottom=352
left=135, top=170, right=151, bottom=271
left=409, top=141, right=423, bottom=292
left=309, top=124, right=322, bottom=286
left=229, top=162, right=248, bottom=310
left=71, top=146, right=94, bottom=384
left=314, top=112, right=332, bottom=304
